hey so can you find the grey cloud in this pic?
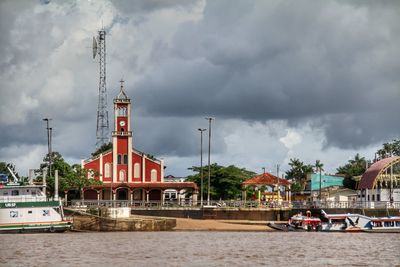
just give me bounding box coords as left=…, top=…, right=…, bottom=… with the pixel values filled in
left=111, top=0, right=200, bottom=15
left=130, top=113, right=227, bottom=157
left=132, top=0, right=400, bottom=148
left=1, top=0, right=399, bottom=175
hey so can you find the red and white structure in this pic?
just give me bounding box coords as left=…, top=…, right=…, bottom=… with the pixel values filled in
left=82, top=81, right=197, bottom=202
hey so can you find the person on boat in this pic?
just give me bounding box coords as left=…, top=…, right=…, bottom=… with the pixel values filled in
left=306, top=210, right=311, bottom=218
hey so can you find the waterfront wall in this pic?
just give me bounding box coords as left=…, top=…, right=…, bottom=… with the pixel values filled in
left=131, top=208, right=291, bottom=221
left=65, top=209, right=176, bottom=231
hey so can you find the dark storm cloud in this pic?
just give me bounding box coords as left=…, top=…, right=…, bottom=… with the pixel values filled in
left=132, top=0, right=400, bottom=148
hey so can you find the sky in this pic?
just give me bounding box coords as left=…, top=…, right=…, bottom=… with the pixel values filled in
left=0, top=0, right=399, bottom=177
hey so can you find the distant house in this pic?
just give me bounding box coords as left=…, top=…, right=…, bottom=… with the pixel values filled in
left=163, top=175, right=188, bottom=201
left=307, top=173, right=344, bottom=191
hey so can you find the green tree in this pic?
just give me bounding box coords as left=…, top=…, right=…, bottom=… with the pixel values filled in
left=38, top=152, right=102, bottom=197
left=285, top=158, right=313, bottom=191
left=0, top=162, right=19, bottom=179
left=186, top=164, right=256, bottom=200
left=91, top=142, right=112, bottom=157
left=336, top=153, right=366, bottom=189
left=376, top=139, right=400, bottom=159
left=39, top=152, right=72, bottom=177
left=314, top=160, right=324, bottom=197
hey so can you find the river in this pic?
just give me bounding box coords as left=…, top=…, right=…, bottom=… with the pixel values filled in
left=1, top=232, right=399, bottom=266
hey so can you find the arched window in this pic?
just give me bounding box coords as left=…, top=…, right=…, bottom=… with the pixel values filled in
left=117, top=155, right=122, bottom=164
left=104, top=163, right=111, bottom=178
left=123, top=154, right=128, bottom=164
left=119, top=170, right=126, bottom=182
left=87, top=169, right=94, bottom=179
left=151, top=169, right=157, bottom=182
left=134, top=163, right=140, bottom=178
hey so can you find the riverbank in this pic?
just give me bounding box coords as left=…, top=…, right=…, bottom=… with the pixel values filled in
left=174, top=218, right=276, bottom=231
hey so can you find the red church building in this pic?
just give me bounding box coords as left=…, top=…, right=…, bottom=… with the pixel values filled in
left=81, top=81, right=197, bottom=203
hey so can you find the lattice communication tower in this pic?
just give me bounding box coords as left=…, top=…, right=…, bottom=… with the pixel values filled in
left=93, top=29, right=109, bottom=148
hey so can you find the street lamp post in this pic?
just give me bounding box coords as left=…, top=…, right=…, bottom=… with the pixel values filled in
left=205, top=117, right=214, bottom=206
left=43, top=118, right=52, bottom=176
left=198, top=128, right=207, bottom=207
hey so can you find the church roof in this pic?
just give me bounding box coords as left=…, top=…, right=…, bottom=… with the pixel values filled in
left=115, top=79, right=130, bottom=101
left=358, top=156, right=400, bottom=189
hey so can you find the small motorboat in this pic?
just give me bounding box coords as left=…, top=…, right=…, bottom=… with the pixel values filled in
left=288, top=211, right=322, bottom=231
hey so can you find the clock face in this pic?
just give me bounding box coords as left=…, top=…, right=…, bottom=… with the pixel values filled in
left=119, top=121, right=126, bottom=127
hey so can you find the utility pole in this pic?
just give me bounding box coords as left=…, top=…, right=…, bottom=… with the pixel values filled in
left=205, top=117, right=214, bottom=206
left=277, top=164, right=280, bottom=201
left=198, top=128, right=206, bottom=207
left=43, top=118, right=52, bottom=176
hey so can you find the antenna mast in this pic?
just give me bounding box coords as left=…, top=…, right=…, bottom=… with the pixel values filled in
left=93, top=29, right=109, bottom=147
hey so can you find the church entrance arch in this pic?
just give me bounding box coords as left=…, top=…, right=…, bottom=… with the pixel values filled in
left=116, top=188, right=128, bottom=200
left=132, top=189, right=144, bottom=201
left=149, top=189, right=162, bottom=201
left=83, top=189, right=98, bottom=200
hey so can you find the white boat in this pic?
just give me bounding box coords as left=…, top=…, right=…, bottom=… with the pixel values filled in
left=320, top=210, right=370, bottom=232
left=288, top=211, right=322, bottom=231
left=364, top=217, right=400, bottom=233
left=321, top=210, right=400, bottom=233
left=0, top=169, right=72, bottom=233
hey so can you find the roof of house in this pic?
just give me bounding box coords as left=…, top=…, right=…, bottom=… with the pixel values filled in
left=243, top=173, right=290, bottom=187
left=358, top=156, right=400, bottom=189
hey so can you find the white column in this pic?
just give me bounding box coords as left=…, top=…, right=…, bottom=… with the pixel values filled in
left=99, top=153, right=103, bottom=182
left=160, top=159, right=164, bottom=182
left=142, top=155, right=146, bottom=182
left=128, top=137, right=132, bottom=183
left=54, top=170, right=59, bottom=199
left=112, top=136, right=117, bottom=183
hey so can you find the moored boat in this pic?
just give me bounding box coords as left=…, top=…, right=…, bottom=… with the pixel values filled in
left=0, top=169, right=72, bottom=233
left=363, top=217, right=400, bottom=233
left=288, top=211, right=322, bottom=231
left=321, top=210, right=400, bottom=233
left=320, top=210, right=370, bottom=232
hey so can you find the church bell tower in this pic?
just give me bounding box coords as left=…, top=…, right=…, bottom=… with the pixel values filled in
left=112, top=80, right=133, bottom=183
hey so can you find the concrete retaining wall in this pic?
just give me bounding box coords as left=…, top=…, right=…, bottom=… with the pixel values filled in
left=131, top=208, right=291, bottom=221
left=68, top=210, right=176, bottom=231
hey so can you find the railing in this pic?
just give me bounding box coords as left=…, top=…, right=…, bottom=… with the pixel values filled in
left=68, top=199, right=400, bottom=210
left=0, top=196, right=48, bottom=203
left=68, top=199, right=292, bottom=209
left=291, top=200, right=400, bottom=209
left=112, top=131, right=132, bottom=137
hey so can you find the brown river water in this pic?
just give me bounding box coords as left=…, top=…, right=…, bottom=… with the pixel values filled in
left=1, top=232, right=399, bottom=267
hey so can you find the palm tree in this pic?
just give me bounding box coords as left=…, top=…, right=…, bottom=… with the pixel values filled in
left=286, top=158, right=313, bottom=191
left=315, top=160, right=324, bottom=200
